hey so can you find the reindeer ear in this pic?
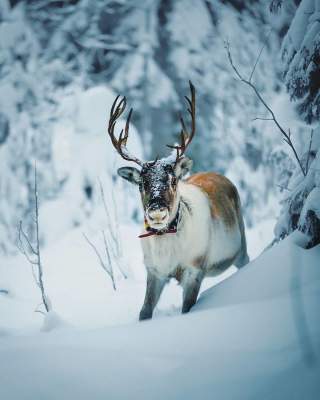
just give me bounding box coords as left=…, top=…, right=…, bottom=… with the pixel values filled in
left=174, top=157, right=193, bottom=179
left=117, top=167, right=141, bottom=185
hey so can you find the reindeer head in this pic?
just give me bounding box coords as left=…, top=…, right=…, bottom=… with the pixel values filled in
left=107, top=82, right=196, bottom=231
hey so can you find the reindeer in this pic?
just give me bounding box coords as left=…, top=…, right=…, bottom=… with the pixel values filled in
left=107, top=82, right=249, bottom=320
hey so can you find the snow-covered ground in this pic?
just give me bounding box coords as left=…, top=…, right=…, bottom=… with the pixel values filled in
left=0, top=209, right=274, bottom=333
left=0, top=231, right=319, bottom=400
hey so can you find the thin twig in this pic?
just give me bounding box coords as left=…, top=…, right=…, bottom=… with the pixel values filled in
left=102, top=231, right=116, bottom=290
left=35, top=310, right=46, bottom=315
left=225, top=41, right=306, bottom=176
left=276, top=184, right=291, bottom=192
left=252, top=117, right=274, bottom=121
left=98, top=180, right=114, bottom=238
left=249, top=30, right=271, bottom=83
left=17, top=231, right=39, bottom=277
left=98, top=178, right=127, bottom=279
left=305, top=129, right=314, bottom=175
left=83, top=233, right=116, bottom=290
left=18, top=221, right=37, bottom=255
left=35, top=301, right=46, bottom=315
left=17, top=163, right=50, bottom=313
left=83, top=233, right=106, bottom=271
left=34, top=165, right=49, bottom=312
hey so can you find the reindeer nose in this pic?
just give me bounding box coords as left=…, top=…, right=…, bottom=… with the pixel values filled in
left=148, top=202, right=166, bottom=212
left=147, top=206, right=168, bottom=222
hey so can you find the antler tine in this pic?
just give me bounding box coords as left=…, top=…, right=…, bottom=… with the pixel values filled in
left=107, top=96, right=143, bottom=167
left=166, top=81, right=196, bottom=165
left=123, top=107, right=133, bottom=144
left=181, top=81, right=196, bottom=142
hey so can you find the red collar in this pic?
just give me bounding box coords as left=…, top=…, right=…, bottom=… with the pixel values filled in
left=138, top=228, right=177, bottom=239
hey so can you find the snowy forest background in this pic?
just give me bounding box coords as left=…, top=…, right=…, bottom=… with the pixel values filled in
left=0, top=1, right=320, bottom=398
left=0, top=0, right=319, bottom=341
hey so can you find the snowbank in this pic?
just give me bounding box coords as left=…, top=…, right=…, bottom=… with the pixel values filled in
left=0, top=233, right=319, bottom=400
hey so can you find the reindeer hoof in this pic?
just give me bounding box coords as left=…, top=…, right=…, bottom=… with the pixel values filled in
left=181, top=303, right=195, bottom=314
left=139, top=309, right=153, bottom=321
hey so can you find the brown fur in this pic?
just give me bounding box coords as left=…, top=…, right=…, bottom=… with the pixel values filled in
left=172, top=266, right=184, bottom=283
left=186, top=172, right=240, bottom=228
left=192, top=255, right=206, bottom=268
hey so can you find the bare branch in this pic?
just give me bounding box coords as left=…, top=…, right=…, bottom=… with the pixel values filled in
left=35, top=302, right=46, bottom=315
left=83, top=233, right=116, bottom=290
left=252, top=117, right=274, bottom=121
left=276, top=184, right=291, bottom=192
left=17, top=164, right=51, bottom=313
left=249, top=30, right=271, bottom=83
left=34, top=165, right=50, bottom=312
left=98, top=180, right=113, bottom=234
left=83, top=233, right=105, bottom=269
left=98, top=179, right=127, bottom=279
left=17, top=230, right=38, bottom=266
left=35, top=309, right=46, bottom=316
left=305, top=129, right=314, bottom=175
left=18, top=221, right=37, bottom=255
left=102, top=231, right=116, bottom=290
left=225, top=41, right=306, bottom=176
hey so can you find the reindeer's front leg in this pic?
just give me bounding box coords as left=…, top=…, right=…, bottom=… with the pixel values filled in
left=139, top=269, right=167, bottom=321
left=181, top=268, right=204, bottom=314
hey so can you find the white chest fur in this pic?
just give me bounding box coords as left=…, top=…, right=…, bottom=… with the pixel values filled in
left=141, top=182, right=241, bottom=278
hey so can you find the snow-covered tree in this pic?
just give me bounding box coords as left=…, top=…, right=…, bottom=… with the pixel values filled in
left=281, top=0, right=320, bottom=124
left=0, top=2, right=68, bottom=253
left=274, top=0, right=320, bottom=247
left=1, top=0, right=305, bottom=254
left=109, top=0, right=284, bottom=226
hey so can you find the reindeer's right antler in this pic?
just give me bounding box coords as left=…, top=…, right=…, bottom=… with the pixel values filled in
left=108, top=95, right=143, bottom=167
left=167, top=81, right=196, bottom=166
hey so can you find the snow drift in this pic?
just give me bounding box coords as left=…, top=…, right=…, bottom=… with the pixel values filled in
left=0, top=233, right=319, bottom=400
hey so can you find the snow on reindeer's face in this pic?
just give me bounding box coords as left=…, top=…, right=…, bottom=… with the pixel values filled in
left=117, top=157, right=193, bottom=230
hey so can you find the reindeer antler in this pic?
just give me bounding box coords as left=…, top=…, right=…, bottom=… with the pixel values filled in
left=108, top=95, right=143, bottom=167
left=167, top=81, right=196, bottom=165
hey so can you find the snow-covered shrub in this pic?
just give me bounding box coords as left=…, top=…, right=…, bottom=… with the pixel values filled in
left=281, top=0, right=320, bottom=124
left=274, top=0, right=320, bottom=247
left=0, top=2, right=143, bottom=255
left=275, top=127, right=320, bottom=247
left=0, top=2, right=59, bottom=253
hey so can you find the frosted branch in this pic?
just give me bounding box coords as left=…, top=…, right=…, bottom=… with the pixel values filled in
left=83, top=233, right=116, bottom=290
left=225, top=41, right=306, bottom=176
left=305, top=129, right=314, bottom=175
left=17, top=164, right=51, bottom=313
left=98, top=179, right=127, bottom=279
